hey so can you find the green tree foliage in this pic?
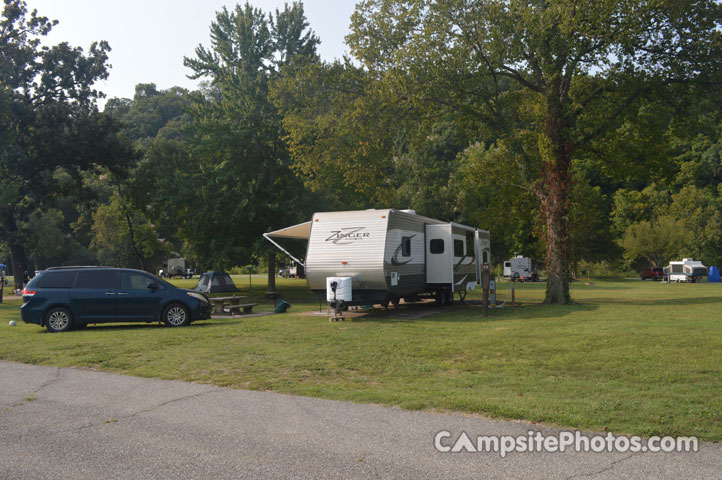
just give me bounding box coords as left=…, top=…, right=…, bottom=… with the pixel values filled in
left=568, top=176, right=618, bottom=269
left=90, top=195, right=170, bottom=270
left=456, top=140, right=542, bottom=261
left=346, top=0, right=722, bottom=303
left=615, top=184, right=722, bottom=268
left=272, top=60, right=399, bottom=207
left=21, top=209, right=94, bottom=268
left=103, top=83, right=194, bottom=266
left=274, top=55, right=475, bottom=222
left=0, top=0, right=133, bottom=286
left=173, top=2, right=321, bottom=280
left=106, top=83, right=191, bottom=147
left=619, top=216, right=690, bottom=268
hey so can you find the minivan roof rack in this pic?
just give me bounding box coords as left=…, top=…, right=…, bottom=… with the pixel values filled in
left=46, top=266, right=112, bottom=270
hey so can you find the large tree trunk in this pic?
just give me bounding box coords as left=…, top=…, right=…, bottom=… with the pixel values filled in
left=540, top=181, right=571, bottom=304
left=539, top=95, right=573, bottom=304
left=9, top=241, right=29, bottom=291
left=267, top=251, right=276, bottom=292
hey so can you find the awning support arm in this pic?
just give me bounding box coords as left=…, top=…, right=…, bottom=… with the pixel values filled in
left=263, top=233, right=305, bottom=267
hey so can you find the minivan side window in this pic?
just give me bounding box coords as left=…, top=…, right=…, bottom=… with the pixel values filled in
left=37, top=271, right=76, bottom=288
left=75, top=270, right=117, bottom=289
left=120, top=271, right=155, bottom=290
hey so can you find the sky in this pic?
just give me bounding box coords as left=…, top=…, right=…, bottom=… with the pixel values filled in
left=23, top=0, right=358, bottom=107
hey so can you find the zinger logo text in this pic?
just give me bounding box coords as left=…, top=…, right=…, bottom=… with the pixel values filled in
left=325, top=227, right=370, bottom=245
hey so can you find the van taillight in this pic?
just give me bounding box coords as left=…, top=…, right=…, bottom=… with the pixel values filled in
left=22, top=289, right=36, bottom=296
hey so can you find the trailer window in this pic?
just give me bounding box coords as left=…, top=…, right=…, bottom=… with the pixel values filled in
left=466, top=232, right=475, bottom=256
left=430, top=239, right=444, bottom=254
left=454, top=239, right=464, bottom=257
left=401, top=236, right=411, bottom=257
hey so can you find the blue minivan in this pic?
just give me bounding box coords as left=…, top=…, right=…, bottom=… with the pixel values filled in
left=21, top=267, right=211, bottom=332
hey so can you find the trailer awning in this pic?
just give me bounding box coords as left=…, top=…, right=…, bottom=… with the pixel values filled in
left=263, top=221, right=312, bottom=267
left=265, top=221, right=312, bottom=240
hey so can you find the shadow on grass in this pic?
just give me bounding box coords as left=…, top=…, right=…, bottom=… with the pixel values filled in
left=351, top=301, right=599, bottom=323
left=33, top=319, right=246, bottom=334
left=609, top=296, right=722, bottom=306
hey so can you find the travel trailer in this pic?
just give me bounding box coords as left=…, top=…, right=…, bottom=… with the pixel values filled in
left=264, top=209, right=490, bottom=309
left=162, top=257, right=195, bottom=279
left=664, top=258, right=708, bottom=282
left=503, top=255, right=538, bottom=282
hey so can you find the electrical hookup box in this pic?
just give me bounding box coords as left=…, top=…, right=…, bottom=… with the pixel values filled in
left=326, top=277, right=352, bottom=302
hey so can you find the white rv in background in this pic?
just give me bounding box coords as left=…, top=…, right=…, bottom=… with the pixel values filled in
left=664, top=258, right=707, bottom=282
left=264, top=209, right=491, bottom=309
left=503, top=255, right=538, bottom=282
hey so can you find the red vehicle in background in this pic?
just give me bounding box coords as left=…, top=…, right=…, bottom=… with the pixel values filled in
left=640, top=267, right=665, bottom=280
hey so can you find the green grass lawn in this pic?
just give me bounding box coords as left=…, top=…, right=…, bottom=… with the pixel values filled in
left=2, top=276, right=721, bottom=441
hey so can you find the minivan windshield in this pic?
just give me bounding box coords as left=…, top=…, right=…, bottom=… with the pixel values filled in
left=151, top=275, right=175, bottom=289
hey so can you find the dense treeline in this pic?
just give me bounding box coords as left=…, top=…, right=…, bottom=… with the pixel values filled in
left=2, top=0, right=721, bottom=303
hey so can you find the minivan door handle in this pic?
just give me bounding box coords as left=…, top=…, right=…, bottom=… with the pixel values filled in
left=104, top=292, right=116, bottom=295
left=117, top=292, right=128, bottom=295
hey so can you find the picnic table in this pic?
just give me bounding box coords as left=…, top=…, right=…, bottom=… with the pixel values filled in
left=210, top=296, right=246, bottom=315
left=226, top=303, right=259, bottom=315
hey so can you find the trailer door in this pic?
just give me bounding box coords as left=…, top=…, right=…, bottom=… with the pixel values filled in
left=425, top=224, right=453, bottom=287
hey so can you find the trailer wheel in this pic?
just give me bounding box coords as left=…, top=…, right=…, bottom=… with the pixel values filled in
left=435, top=290, right=444, bottom=305
left=444, top=290, right=453, bottom=306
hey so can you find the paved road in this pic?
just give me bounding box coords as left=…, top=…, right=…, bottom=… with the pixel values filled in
left=1, top=361, right=719, bottom=479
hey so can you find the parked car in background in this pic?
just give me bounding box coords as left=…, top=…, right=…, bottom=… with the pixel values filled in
left=640, top=267, right=665, bottom=280
left=20, top=267, right=211, bottom=332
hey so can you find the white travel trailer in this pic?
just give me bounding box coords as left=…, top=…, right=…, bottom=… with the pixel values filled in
left=264, top=209, right=491, bottom=309
left=503, top=255, right=538, bottom=282
left=664, top=258, right=708, bottom=283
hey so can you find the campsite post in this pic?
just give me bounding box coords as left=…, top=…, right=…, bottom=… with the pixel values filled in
left=482, top=263, right=490, bottom=316
left=511, top=279, right=515, bottom=310
left=248, top=257, right=258, bottom=303
left=247, top=266, right=253, bottom=303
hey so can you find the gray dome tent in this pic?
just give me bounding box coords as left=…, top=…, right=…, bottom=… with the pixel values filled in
left=194, top=271, right=237, bottom=293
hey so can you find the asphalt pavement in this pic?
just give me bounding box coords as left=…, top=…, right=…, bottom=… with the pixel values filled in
left=1, top=361, right=719, bottom=479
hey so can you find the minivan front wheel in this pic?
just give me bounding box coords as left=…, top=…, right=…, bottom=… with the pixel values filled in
left=162, top=304, right=190, bottom=327
left=45, top=307, right=73, bottom=333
